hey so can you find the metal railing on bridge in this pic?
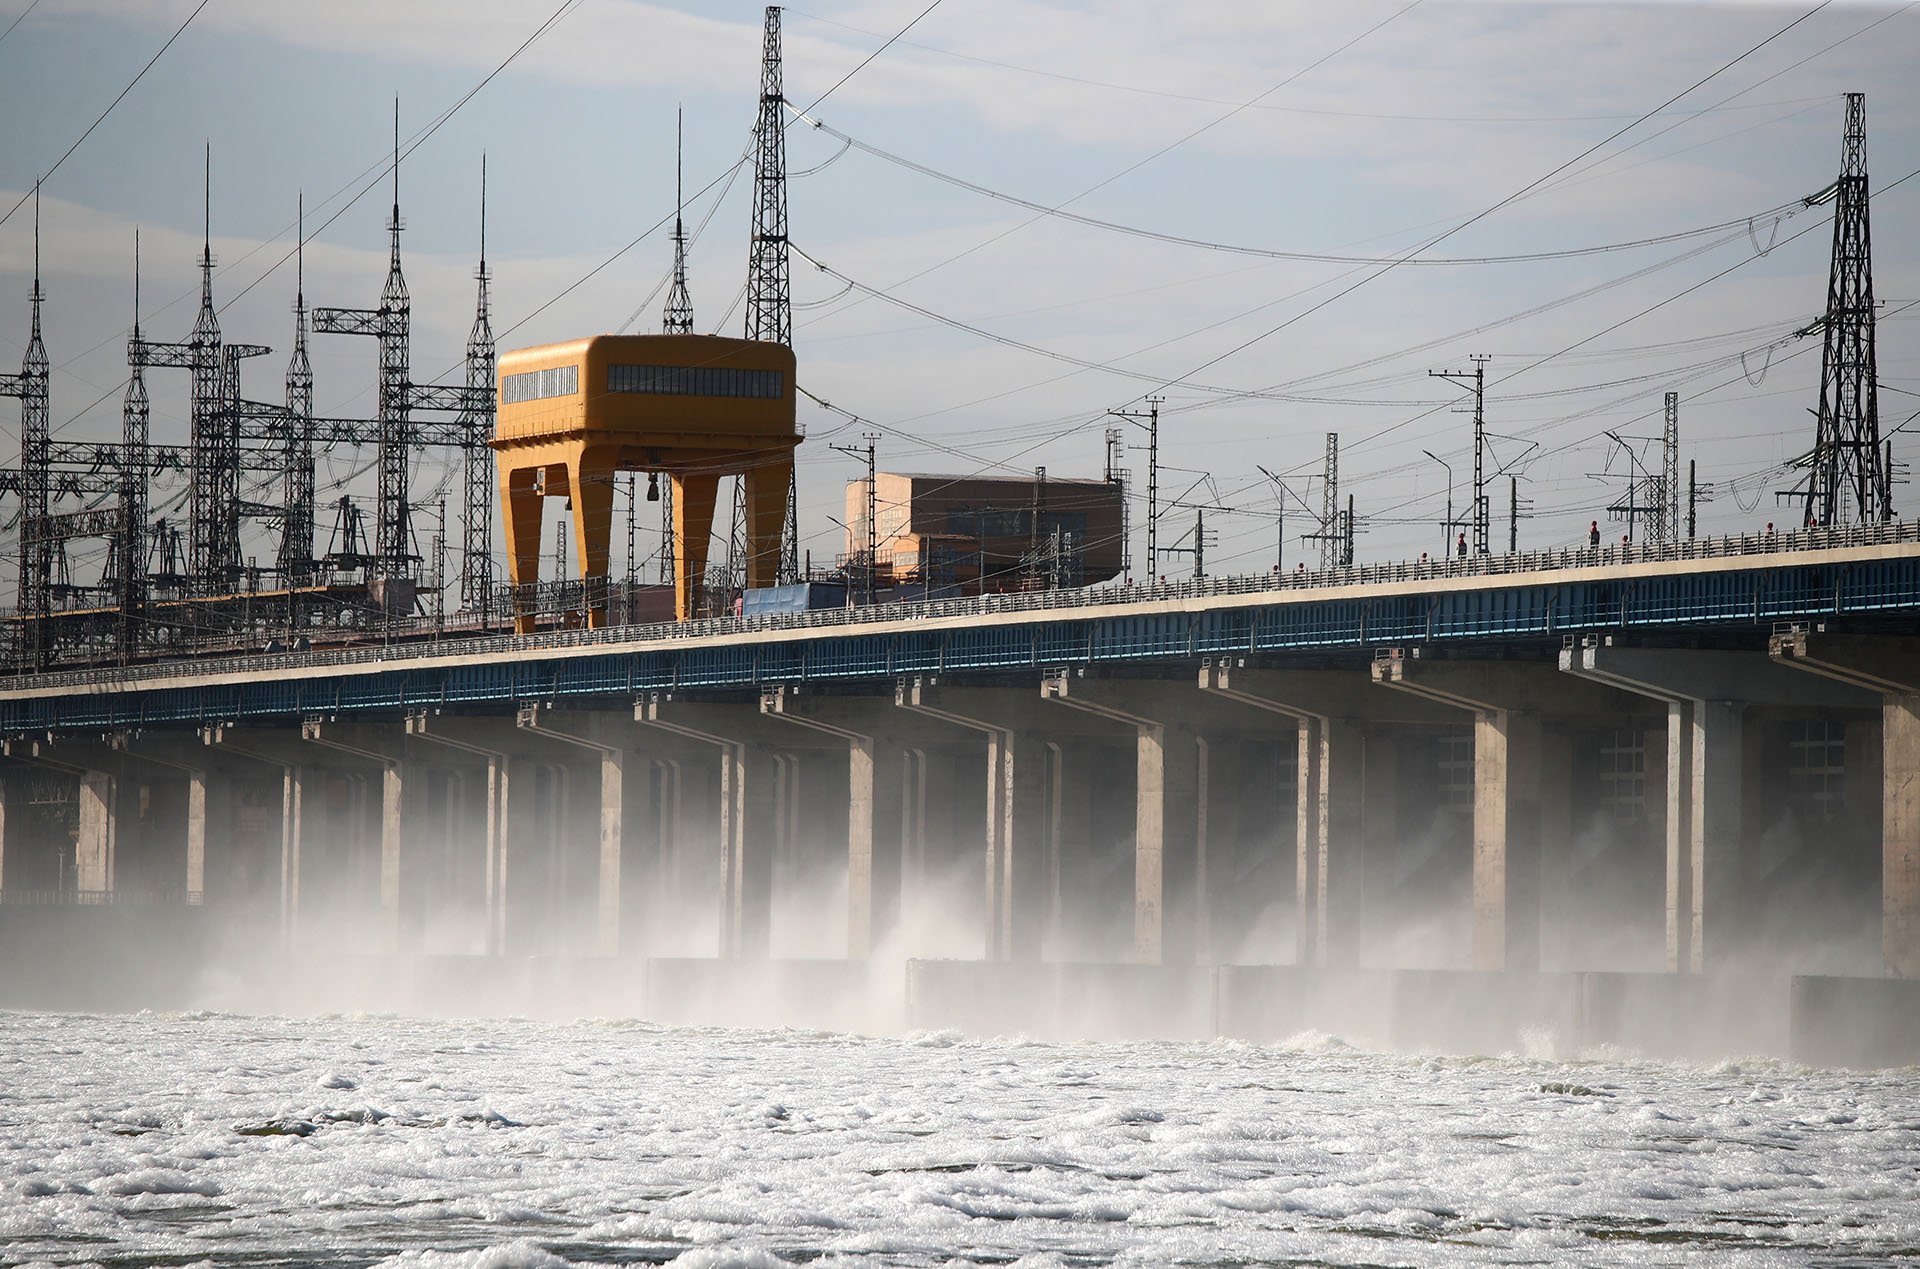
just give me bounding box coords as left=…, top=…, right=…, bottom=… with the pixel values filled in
left=5, top=518, right=1915, bottom=693
left=0, top=888, right=204, bottom=906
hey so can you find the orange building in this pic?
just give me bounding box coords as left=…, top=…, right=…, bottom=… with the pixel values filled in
left=493, top=334, right=797, bottom=627
left=845, top=471, right=1125, bottom=592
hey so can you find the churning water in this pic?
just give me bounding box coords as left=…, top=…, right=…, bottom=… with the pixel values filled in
left=1, top=1009, right=1916, bottom=1267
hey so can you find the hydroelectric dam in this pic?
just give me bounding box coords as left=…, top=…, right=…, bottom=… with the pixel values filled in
left=3, top=525, right=1919, bottom=1065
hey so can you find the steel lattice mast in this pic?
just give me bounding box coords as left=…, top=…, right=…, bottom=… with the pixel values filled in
left=128, top=149, right=234, bottom=603
left=663, top=109, right=694, bottom=335
left=189, top=148, right=235, bottom=592
left=461, top=157, right=497, bottom=622
left=1659, top=391, right=1680, bottom=545
left=0, top=184, right=52, bottom=667
left=745, top=8, right=790, bottom=346
left=1807, top=92, right=1885, bottom=525
left=120, top=231, right=150, bottom=658
left=376, top=108, right=414, bottom=581
left=745, top=5, right=799, bottom=582
left=280, top=196, right=316, bottom=586
left=315, top=104, right=416, bottom=601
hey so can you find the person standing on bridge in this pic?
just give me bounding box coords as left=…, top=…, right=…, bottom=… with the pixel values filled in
left=1457, top=531, right=1468, bottom=558
left=1589, top=520, right=1601, bottom=549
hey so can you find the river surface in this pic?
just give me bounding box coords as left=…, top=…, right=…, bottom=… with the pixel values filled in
left=1, top=1009, right=1916, bottom=1267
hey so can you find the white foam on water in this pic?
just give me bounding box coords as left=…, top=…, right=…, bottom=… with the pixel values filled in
left=0, top=1008, right=1916, bottom=1266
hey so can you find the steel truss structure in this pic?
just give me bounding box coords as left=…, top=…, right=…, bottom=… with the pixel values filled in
left=0, top=137, right=497, bottom=672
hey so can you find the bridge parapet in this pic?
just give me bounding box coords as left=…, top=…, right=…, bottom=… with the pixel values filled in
left=5, top=520, right=1918, bottom=700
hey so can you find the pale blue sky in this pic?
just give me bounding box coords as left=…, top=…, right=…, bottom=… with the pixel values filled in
left=0, top=0, right=1915, bottom=582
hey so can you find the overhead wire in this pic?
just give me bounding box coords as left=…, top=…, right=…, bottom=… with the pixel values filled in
left=0, top=0, right=42, bottom=50
left=791, top=0, right=1426, bottom=332
left=786, top=7, right=1841, bottom=126
left=0, top=0, right=209, bottom=233
left=1113, top=1, right=1840, bottom=417
left=221, top=0, right=588, bottom=314
left=789, top=114, right=1810, bottom=268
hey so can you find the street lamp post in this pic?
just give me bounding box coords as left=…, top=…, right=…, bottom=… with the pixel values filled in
left=1422, top=449, right=1454, bottom=558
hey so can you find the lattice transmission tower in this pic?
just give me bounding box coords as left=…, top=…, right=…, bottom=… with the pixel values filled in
left=1802, top=92, right=1887, bottom=525
left=0, top=186, right=52, bottom=668
left=460, top=159, right=497, bottom=624
left=314, top=108, right=416, bottom=603
left=745, top=5, right=800, bottom=583
left=280, top=197, right=316, bottom=587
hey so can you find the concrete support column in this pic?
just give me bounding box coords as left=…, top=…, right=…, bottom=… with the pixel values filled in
left=1770, top=629, right=1920, bottom=979
left=378, top=764, right=404, bottom=948
left=641, top=695, right=822, bottom=960
left=1887, top=693, right=1920, bottom=978
left=899, top=679, right=1107, bottom=963
left=1359, top=729, right=1399, bottom=958
left=910, top=746, right=968, bottom=903
left=846, top=738, right=904, bottom=958
left=76, top=769, right=117, bottom=895
left=184, top=766, right=237, bottom=904
left=1662, top=702, right=1694, bottom=971
left=1049, top=741, right=1093, bottom=955
left=1690, top=700, right=1747, bottom=972
left=300, top=721, right=414, bottom=953
left=723, top=742, right=778, bottom=959
left=1292, top=717, right=1322, bottom=963
left=280, top=765, right=305, bottom=949
left=1472, top=708, right=1543, bottom=972
left=1318, top=718, right=1369, bottom=967
left=1379, top=651, right=1650, bottom=972
left=1040, top=672, right=1264, bottom=967
left=0, top=771, right=16, bottom=891
left=1199, top=661, right=1463, bottom=969
left=1195, top=736, right=1239, bottom=964
left=1133, top=720, right=1201, bottom=965
left=598, top=747, right=652, bottom=957
left=496, top=755, right=541, bottom=955
left=1572, top=639, right=1873, bottom=974
left=985, top=728, right=1049, bottom=961
left=1536, top=729, right=1574, bottom=962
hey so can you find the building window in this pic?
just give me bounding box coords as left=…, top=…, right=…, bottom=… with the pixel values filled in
left=1597, top=729, right=1646, bottom=822
left=501, top=364, right=579, bottom=405
left=1787, top=718, right=1846, bottom=822
left=607, top=363, right=783, bottom=400
left=1437, top=728, right=1473, bottom=812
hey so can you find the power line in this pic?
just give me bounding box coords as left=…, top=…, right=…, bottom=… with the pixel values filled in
left=792, top=1, right=1425, bottom=323
left=791, top=114, right=1807, bottom=268
left=0, top=0, right=43, bottom=50
left=221, top=0, right=587, bottom=314
left=1119, top=1, right=1839, bottom=411
left=0, top=0, right=210, bottom=232
left=791, top=0, right=945, bottom=118
left=787, top=7, right=1850, bottom=125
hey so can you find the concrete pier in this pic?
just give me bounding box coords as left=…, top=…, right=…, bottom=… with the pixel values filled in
left=898, top=677, right=1098, bottom=961
left=639, top=694, right=832, bottom=959
left=1198, top=660, right=1454, bottom=965
left=1564, top=642, right=1875, bottom=972
left=517, top=704, right=660, bottom=958
left=1770, top=629, right=1920, bottom=977
left=1376, top=653, right=1643, bottom=971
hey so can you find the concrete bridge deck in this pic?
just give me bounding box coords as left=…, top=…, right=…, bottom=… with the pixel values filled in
left=3, top=520, right=1917, bottom=729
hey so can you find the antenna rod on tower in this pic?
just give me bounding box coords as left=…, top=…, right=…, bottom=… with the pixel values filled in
left=663, top=106, right=695, bottom=334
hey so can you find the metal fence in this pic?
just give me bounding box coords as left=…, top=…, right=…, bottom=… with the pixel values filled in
left=0, top=888, right=204, bottom=906
left=5, top=519, right=1916, bottom=693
